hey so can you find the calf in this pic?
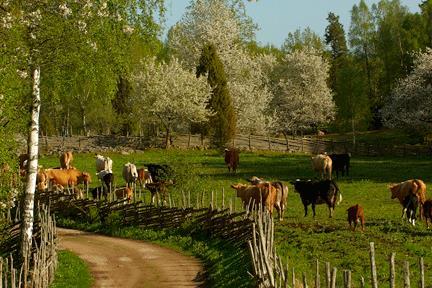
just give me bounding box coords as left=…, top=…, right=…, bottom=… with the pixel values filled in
left=115, top=187, right=133, bottom=203
left=311, top=154, right=332, bottom=180
left=329, top=153, right=350, bottom=179
left=422, top=199, right=432, bottom=228
left=291, top=179, right=342, bottom=218
left=247, top=176, right=288, bottom=221
left=347, top=204, right=365, bottom=231
left=59, top=151, right=73, bottom=169
left=97, top=170, right=114, bottom=194
left=224, top=148, right=239, bottom=173
left=145, top=180, right=172, bottom=205
left=403, top=194, right=419, bottom=226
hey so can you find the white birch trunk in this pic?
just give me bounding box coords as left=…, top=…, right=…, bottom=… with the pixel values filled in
left=21, top=66, right=41, bottom=259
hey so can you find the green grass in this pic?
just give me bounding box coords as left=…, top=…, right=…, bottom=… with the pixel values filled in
left=39, top=149, right=432, bottom=286
left=50, top=250, right=93, bottom=288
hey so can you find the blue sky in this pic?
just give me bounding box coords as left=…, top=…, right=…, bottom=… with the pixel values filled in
left=163, top=0, right=422, bottom=48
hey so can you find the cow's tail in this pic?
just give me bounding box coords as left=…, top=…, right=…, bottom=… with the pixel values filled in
left=337, top=193, right=343, bottom=205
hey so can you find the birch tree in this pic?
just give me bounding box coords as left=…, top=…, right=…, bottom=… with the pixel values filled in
left=133, top=57, right=212, bottom=148
left=272, top=48, right=335, bottom=136
left=382, top=48, right=432, bottom=133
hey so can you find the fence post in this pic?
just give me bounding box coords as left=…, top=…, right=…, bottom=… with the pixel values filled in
left=315, top=259, right=320, bottom=288
left=330, top=267, right=337, bottom=288
left=389, top=252, right=396, bottom=288
left=419, top=257, right=425, bottom=288
left=370, top=242, right=378, bottom=288
left=325, top=262, right=331, bottom=288
left=303, top=272, right=308, bottom=288
left=404, top=261, right=410, bottom=288
left=292, top=267, right=295, bottom=288
left=360, top=276, right=365, bottom=288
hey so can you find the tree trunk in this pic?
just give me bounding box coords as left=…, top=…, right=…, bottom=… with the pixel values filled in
left=282, top=132, right=289, bottom=152
left=81, top=106, right=87, bottom=136
left=21, top=66, right=41, bottom=260
left=351, top=116, right=356, bottom=147
left=165, top=126, right=171, bottom=149
left=248, top=134, right=252, bottom=151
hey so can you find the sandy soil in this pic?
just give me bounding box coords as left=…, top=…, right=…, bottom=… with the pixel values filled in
left=57, top=228, right=205, bottom=288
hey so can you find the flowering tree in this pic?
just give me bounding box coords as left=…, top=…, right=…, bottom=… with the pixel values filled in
left=272, top=48, right=335, bottom=135
left=133, top=57, right=212, bottom=148
left=382, top=48, right=432, bottom=133
left=168, top=0, right=275, bottom=137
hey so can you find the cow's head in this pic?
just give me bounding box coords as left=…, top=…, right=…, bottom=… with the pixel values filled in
left=247, top=176, right=262, bottom=185
left=389, top=184, right=399, bottom=199
left=79, top=172, right=92, bottom=185
left=231, top=183, right=247, bottom=196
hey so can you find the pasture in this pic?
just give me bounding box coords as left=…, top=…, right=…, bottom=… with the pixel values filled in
left=39, top=150, right=432, bottom=285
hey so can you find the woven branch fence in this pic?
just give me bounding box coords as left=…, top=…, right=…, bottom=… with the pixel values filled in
left=0, top=206, right=57, bottom=288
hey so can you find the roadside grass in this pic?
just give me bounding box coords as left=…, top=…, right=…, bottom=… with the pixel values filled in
left=50, top=250, right=93, bottom=288
left=40, top=149, right=432, bottom=286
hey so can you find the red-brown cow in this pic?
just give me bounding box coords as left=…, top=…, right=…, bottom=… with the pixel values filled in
left=224, top=148, right=239, bottom=173
left=347, top=204, right=365, bottom=231
left=59, top=151, right=73, bottom=169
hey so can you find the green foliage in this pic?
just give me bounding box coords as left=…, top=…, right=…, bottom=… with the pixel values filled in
left=50, top=250, right=93, bottom=288
left=282, top=27, right=325, bottom=53
left=196, top=44, right=236, bottom=148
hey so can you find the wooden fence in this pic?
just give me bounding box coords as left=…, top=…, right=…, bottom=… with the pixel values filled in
left=0, top=206, right=57, bottom=288
left=249, top=207, right=428, bottom=288
left=36, top=134, right=432, bottom=157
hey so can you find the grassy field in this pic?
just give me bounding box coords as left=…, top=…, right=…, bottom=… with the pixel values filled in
left=39, top=149, right=432, bottom=286
left=50, top=250, right=93, bottom=288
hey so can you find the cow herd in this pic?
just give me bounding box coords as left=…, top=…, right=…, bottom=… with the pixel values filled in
left=4, top=149, right=431, bottom=230
left=225, top=149, right=430, bottom=230
left=14, top=152, right=175, bottom=205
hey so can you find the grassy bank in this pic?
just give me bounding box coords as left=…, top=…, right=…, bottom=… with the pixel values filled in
left=40, top=149, right=432, bottom=286
left=50, top=250, right=93, bottom=288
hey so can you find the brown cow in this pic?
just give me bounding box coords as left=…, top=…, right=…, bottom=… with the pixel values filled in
left=44, top=168, right=91, bottom=190
left=422, top=199, right=432, bottom=228
left=347, top=204, right=365, bottom=231
left=230, top=182, right=277, bottom=215
left=145, top=180, right=172, bottom=205
left=247, top=176, right=288, bottom=221
left=59, top=151, right=73, bottom=169
left=389, top=179, right=427, bottom=218
left=311, top=153, right=332, bottom=180
left=137, top=168, right=153, bottom=188
left=224, top=148, right=239, bottom=173
left=115, top=187, right=133, bottom=203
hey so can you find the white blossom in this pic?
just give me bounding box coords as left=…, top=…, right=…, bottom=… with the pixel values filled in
left=1, top=12, right=13, bottom=29
left=17, top=69, right=28, bottom=79
left=272, top=48, right=335, bottom=132
left=122, top=25, right=134, bottom=34
left=77, top=20, right=87, bottom=34
left=382, top=48, right=432, bottom=132
left=59, top=3, right=72, bottom=17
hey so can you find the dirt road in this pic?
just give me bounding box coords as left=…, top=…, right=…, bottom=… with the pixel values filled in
left=58, top=228, right=205, bottom=288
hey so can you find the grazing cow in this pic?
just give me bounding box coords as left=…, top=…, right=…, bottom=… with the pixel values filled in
left=137, top=168, right=153, bottom=188
left=224, top=148, right=239, bottom=173
left=145, top=180, right=173, bottom=205
left=122, top=163, right=138, bottom=188
left=402, top=194, right=419, bottom=226
left=329, top=153, right=350, bottom=179
left=44, top=168, right=91, bottom=190
left=422, top=199, right=432, bottom=228
left=291, top=179, right=342, bottom=218
left=95, top=154, right=113, bottom=173
left=115, top=187, right=133, bottom=203
left=230, top=182, right=277, bottom=215
left=347, top=204, right=365, bottom=231
left=311, top=154, right=332, bottom=180
left=247, top=176, right=288, bottom=221
left=389, top=179, right=427, bottom=218
left=97, top=170, right=114, bottom=194
left=59, top=151, right=73, bottom=169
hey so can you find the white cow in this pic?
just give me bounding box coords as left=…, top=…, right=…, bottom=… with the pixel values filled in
left=122, top=162, right=138, bottom=188
left=95, top=154, right=113, bottom=173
